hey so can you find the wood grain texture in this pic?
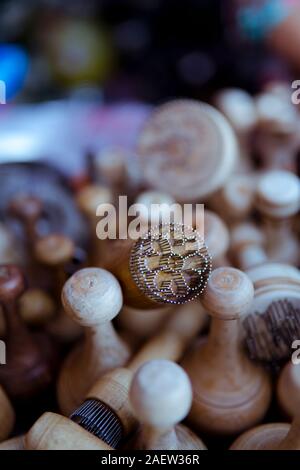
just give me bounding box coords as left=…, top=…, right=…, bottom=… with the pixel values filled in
left=130, top=360, right=206, bottom=450
left=57, top=268, right=130, bottom=415
left=182, top=267, right=271, bottom=436
left=0, top=386, right=15, bottom=442
left=25, top=412, right=113, bottom=450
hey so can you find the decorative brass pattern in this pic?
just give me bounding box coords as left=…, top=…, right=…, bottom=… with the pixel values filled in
left=130, top=223, right=211, bottom=305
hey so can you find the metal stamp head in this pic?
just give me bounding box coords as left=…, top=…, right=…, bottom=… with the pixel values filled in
left=130, top=223, right=211, bottom=305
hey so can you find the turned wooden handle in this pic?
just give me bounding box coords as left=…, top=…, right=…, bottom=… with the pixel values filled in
left=25, top=412, right=113, bottom=450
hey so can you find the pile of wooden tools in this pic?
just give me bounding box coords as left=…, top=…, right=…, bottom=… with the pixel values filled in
left=0, top=83, right=300, bottom=451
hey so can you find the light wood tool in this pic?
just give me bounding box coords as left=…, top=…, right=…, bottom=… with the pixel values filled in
left=90, top=146, right=137, bottom=199
left=57, top=267, right=131, bottom=415
left=230, top=222, right=268, bottom=270
left=76, top=183, right=113, bottom=266
left=117, top=304, right=173, bottom=343
left=34, top=233, right=82, bottom=342
left=277, top=361, right=300, bottom=420
left=0, top=287, right=56, bottom=336
left=255, top=170, right=300, bottom=265
left=25, top=412, right=113, bottom=450
left=0, top=385, right=15, bottom=442
left=195, top=209, right=230, bottom=268
left=8, top=195, right=43, bottom=249
left=214, top=88, right=257, bottom=172
left=0, top=223, right=21, bottom=265
left=209, top=174, right=256, bottom=225
left=26, top=368, right=134, bottom=450
left=137, top=100, right=238, bottom=202
left=181, top=267, right=272, bottom=436
left=0, top=265, right=54, bottom=399
left=255, top=90, right=299, bottom=172
left=27, top=299, right=207, bottom=450
left=129, top=359, right=207, bottom=450
left=127, top=299, right=207, bottom=374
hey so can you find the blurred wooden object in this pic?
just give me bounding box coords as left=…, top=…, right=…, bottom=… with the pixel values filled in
left=214, top=88, right=257, bottom=172
left=209, top=174, right=256, bottom=225
left=129, top=359, right=206, bottom=450
left=27, top=367, right=135, bottom=449
left=127, top=300, right=207, bottom=374
left=0, top=223, right=21, bottom=265
left=34, top=234, right=75, bottom=300
left=214, top=88, right=257, bottom=137
left=34, top=234, right=82, bottom=342
left=134, top=190, right=177, bottom=233
left=0, top=265, right=54, bottom=399
left=255, top=89, right=299, bottom=172
left=230, top=223, right=267, bottom=270
left=255, top=170, right=300, bottom=265
left=117, top=304, right=173, bottom=343
left=8, top=195, right=45, bottom=285
left=0, top=288, right=56, bottom=336
left=0, top=435, right=24, bottom=450
left=137, top=100, right=238, bottom=202
left=230, top=417, right=300, bottom=450
left=57, top=267, right=130, bottom=415
left=19, top=288, right=56, bottom=326
left=182, top=267, right=271, bottom=436
left=195, top=209, right=230, bottom=267
left=243, top=263, right=300, bottom=364
left=76, top=184, right=113, bottom=266
left=9, top=195, right=43, bottom=249
left=70, top=368, right=135, bottom=448
left=277, top=362, right=300, bottom=420
left=0, top=385, right=15, bottom=442
left=89, top=146, right=139, bottom=199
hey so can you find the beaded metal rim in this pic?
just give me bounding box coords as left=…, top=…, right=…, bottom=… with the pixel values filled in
left=130, top=223, right=212, bottom=305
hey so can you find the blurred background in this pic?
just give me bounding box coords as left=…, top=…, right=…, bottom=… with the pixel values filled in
left=1, top=0, right=299, bottom=176
left=0, top=0, right=296, bottom=104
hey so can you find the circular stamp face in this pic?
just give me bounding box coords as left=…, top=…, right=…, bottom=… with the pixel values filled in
left=130, top=223, right=212, bottom=305
left=137, top=100, right=237, bottom=201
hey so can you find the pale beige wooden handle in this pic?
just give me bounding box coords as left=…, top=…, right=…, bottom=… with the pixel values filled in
left=25, top=412, right=113, bottom=450
left=0, top=436, right=24, bottom=450
left=127, top=301, right=207, bottom=373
